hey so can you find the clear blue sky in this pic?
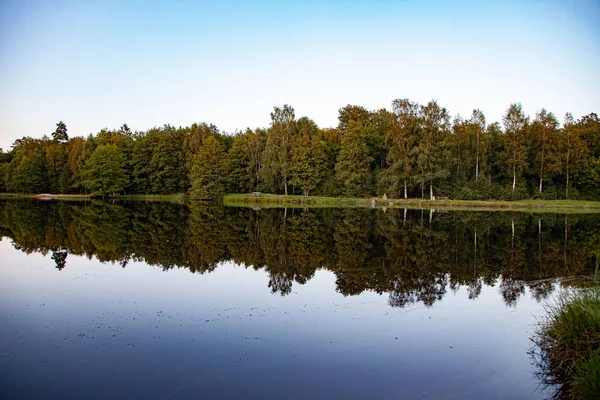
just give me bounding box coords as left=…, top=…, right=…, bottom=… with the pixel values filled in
left=1, top=0, right=599, bottom=149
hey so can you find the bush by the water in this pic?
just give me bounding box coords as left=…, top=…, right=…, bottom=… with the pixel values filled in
left=534, top=281, right=600, bottom=399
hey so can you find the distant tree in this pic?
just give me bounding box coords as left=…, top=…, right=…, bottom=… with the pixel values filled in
left=502, top=103, right=529, bottom=193
left=45, top=141, right=67, bottom=193
left=335, top=121, right=373, bottom=197
left=52, top=121, right=69, bottom=143
left=0, top=149, right=13, bottom=192
left=470, top=109, right=487, bottom=183
left=415, top=100, right=451, bottom=199
left=387, top=99, right=420, bottom=198
left=262, top=105, right=297, bottom=194
left=80, top=144, right=128, bottom=194
left=369, top=109, right=393, bottom=170
left=11, top=155, right=46, bottom=193
left=119, top=124, right=132, bottom=136
left=131, top=132, right=156, bottom=193
left=190, top=135, right=227, bottom=199
left=150, top=126, right=187, bottom=193
left=531, top=109, right=560, bottom=194
left=576, top=113, right=600, bottom=197
left=290, top=119, right=328, bottom=196
left=51, top=250, right=68, bottom=271
left=338, top=105, right=371, bottom=132
left=561, top=113, right=588, bottom=198
left=247, top=128, right=267, bottom=191
left=185, top=123, right=220, bottom=173
left=226, top=132, right=252, bottom=193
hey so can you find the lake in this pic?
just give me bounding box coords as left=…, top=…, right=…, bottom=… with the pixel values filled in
left=1, top=199, right=598, bottom=399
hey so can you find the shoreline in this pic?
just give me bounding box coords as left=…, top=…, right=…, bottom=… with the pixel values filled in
left=223, top=194, right=600, bottom=213
left=0, top=193, right=187, bottom=203
left=2, top=192, right=600, bottom=212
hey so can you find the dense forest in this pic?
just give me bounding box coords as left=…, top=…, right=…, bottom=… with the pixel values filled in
left=1, top=200, right=599, bottom=308
left=1, top=99, right=599, bottom=200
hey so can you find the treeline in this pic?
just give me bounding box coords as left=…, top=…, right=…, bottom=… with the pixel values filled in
left=1, top=100, right=599, bottom=199
left=1, top=200, right=599, bottom=308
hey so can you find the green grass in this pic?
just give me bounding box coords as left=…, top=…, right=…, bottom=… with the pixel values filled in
left=534, top=276, right=600, bottom=399
left=223, top=193, right=600, bottom=213
left=115, top=193, right=188, bottom=203
left=0, top=193, right=188, bottom=203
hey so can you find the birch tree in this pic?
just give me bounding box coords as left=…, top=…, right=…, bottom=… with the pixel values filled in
left=263, top=105, right=297, bottom=195
left=531, top=109, right=560, bottom=194
left=502, top=103, right=529, bottom=193
left=387, top=99, right=420, bottom=198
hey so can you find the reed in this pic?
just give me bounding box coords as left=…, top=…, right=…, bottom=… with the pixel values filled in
left=534, top=261, right=600, bottom=399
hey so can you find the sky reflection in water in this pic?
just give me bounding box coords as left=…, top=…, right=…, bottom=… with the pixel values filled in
left=2, top=200, right=598, bottom=399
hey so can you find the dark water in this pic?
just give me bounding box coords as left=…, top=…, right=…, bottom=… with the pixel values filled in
left=1, top=200, right=598, bottom=399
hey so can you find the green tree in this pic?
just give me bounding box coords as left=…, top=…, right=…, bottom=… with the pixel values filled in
left=387, top=99, right=420, bottom=198
left=131, top=132, right=157, bottom=193
left=290, top=119, right=328, bottom=196
left=502, top=103, right=529, bottom=193
left=338, top=105, right=371, bottom=132
left=530, top=109, right=560, bottom=194
left=415, top=100, right=451, bottom=199
left=576, top=113, right=600, bottom=198
left=335, top=121, right=373, bottom=197
left=80, top=144, right=128, bottom=194
left=262, top=105, right=297, bottom=195
left=226, top=132, right=252, bottom=193
left=150, top=125, right=187, bottom=193
left=190, top=135, right=227, bottom=199
left=561, top=113, right=588, bottom=198
left=469, top=109, right=487, bottom=183
left=11, top=155, right=46, bottom=193
left=45, top=141, right=67, bottom=193
left=52, top=121, right=69, bottom=143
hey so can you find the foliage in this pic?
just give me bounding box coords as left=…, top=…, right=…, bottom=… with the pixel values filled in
left=0, top=102, right=599, bottom=200
left=335, top=121, right=373, bottom=197
left=52, top=121, right=69, bottom=143
left=534, top=284, right=600, bottom=399
left=2, top=200, right=600, bottom=308
left=80, top=144, right=128, bottom=194
left=190, top=135, right=227, bottom=199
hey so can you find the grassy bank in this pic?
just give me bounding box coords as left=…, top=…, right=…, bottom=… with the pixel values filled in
left=0, top=193, right=187, bottom=203
left=534, top=276, right=600, bottom=399
left=115, top=193, right=188, bottom=203
left=223, top=193, right=600, bottom=213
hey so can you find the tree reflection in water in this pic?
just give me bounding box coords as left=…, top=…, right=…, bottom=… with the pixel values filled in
left=1, top=199, right=598, bottom=308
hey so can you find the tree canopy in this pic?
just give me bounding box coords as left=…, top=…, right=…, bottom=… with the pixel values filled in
left=1, top=101, right=599, bottom=200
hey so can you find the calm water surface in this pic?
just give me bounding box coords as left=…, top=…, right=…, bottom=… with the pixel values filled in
left=1, top=200, right=598, bottom=399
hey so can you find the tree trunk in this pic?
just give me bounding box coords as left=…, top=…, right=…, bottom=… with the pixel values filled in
left=511, top=217, right=515, bottom=248
left=476, top=131, right=480, bottom=183
left=404, top=179, right=408, bottom=199
left=284, top=175, right=288, bottom=195
left=429, top=182, right=434, bottom=200
left=538, top=219, right=542, bottom=271
left=512, top=164, right=516, bottom=192
left=539, top=164, right=544, bottom=194
left=566, top=155, right=570, bottom=199
left=564, top=215, right=568, bottom=268
left=474, top=228, right=478, bottom=275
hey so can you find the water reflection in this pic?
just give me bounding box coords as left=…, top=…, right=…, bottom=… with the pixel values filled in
left=0, top=199, right=598, bottom=308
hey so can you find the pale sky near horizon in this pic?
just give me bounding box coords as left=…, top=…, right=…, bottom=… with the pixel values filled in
left=0, top=0, right=599, bottom=150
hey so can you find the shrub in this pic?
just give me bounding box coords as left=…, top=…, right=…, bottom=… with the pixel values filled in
left=534, top=283, right=600, bottom=399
